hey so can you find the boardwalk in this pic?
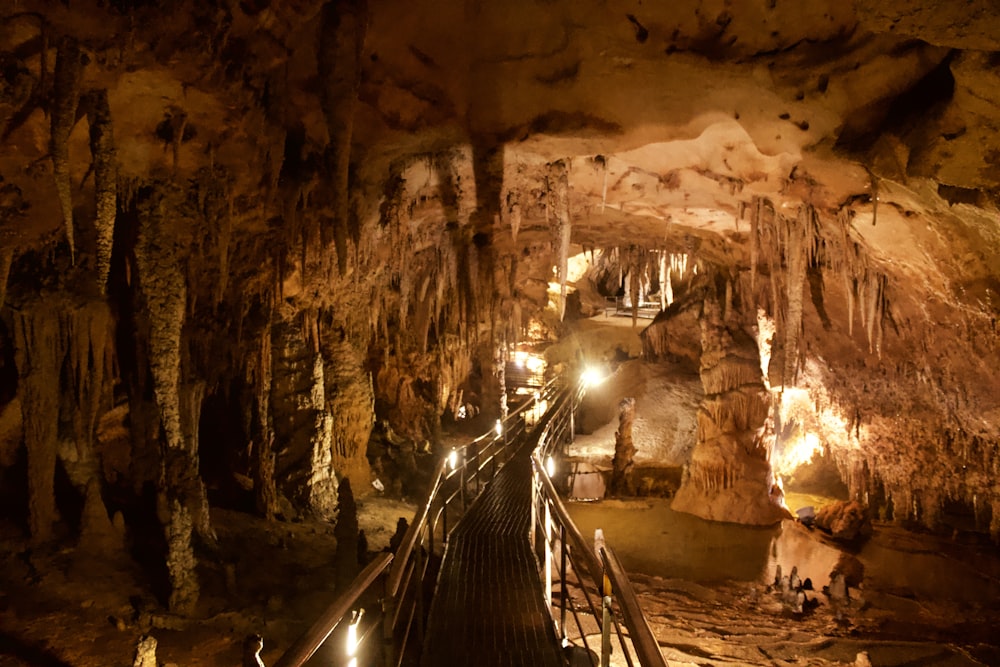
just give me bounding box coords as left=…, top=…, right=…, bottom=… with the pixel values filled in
left=420, top=443, right=564, bottom=667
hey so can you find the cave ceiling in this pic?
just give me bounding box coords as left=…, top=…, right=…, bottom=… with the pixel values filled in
left=2, top=0, right=1000, bottom=526
left=3, top=0, right=999, bottom=278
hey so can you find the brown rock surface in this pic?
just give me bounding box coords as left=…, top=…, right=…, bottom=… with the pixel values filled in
left=2, top=0, right=1000, bottom=661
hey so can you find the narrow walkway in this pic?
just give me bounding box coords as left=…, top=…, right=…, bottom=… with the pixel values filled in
left=420, top=444, right=563, bottom=667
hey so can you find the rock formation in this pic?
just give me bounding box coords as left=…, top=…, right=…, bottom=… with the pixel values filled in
left=2, top=0, right=1000, bottom=618
left=610, top=396, right=637, bottom=496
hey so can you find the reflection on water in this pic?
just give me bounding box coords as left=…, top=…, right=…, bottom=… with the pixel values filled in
left=567, top=498, right=778, bottom=582
left=568, top=497, right=1000, bottom=605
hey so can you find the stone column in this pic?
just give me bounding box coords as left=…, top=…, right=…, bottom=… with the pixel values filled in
left=672, top=298, right=788, bottom=525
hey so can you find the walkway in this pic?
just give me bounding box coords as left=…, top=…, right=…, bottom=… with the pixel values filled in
left=420, top=443, right=563, bottom=667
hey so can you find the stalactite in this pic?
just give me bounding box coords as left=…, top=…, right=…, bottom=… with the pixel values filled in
left=847, top=277, right=855, bottom=337
left=750, top=197, right=761, bottom=295
left=216, top=194, right=232, bottom=307
left=66, top=302, right=115, bottom=469
left=665, top=258, right=674, bottom=306
left=0, top=249, right=12, bottom=310
left=85, top=89, right=117, bottom=293
left=548, top=160, right=571, bottom=321
left=51, top=36, right=85, bottom=264
left=135, top=186, right=209, bottom=611
left=870, top=171, right=879, bottom=228
left=658, top=251, right=667, bottom=311
left=782, top=206, right=810, bottom=387
left=629, top=247, right=640, bottom=327
left=317, top=0, right=368, bottom=274
left=136, top=191, right=186, bottom=456
left=991, top=498, right=1000, bottom=543
left=509, top=200, right=521, bottom=242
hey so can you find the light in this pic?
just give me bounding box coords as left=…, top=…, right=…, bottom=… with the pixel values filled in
left=525, top=354, right=545, bottom=374
left=581, top=366, right=605, bottom=388
left=545, top=455, right=555, bottom=478
left=448, top=449, right=458, bottom=470
left=495, top=419, right=503, bottom=436
left=347, top=608, right=364, bottom=665
left=775, top=432, right=822, bottom=473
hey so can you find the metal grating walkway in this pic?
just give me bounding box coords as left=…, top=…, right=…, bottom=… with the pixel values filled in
left=420, top=444, right=564, bottom=667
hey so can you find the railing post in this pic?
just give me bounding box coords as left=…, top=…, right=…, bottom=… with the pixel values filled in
left=474, top=441, right=481, bottom=495
left=529, top=468, right=537, bottom=553
left=415, top=537, right=425, bottom=641
left=601, top=587, right=612, bottom=667
left=460, top=462, right=467, bottom=512
left=442, top=494, right=448, bottom=544
left=544, top=500, right=552, bottom=608
left=382, top=577, right=396, bottom=667
left=559, top=523, right=568, bottom=641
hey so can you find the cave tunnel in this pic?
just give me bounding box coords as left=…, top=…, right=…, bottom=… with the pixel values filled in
left=2, top=1, right=1000, bottom=665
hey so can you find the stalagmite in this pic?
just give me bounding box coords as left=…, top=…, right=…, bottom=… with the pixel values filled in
left=85, top=89, right=117, bottom=294
left=132, top=635, right=158, bottom=667
left=51, top=36, right=85, bottom=264
left=249, top=333, right=278, bottom=519
left=610, top=397, right=637, bottom=495
left=13, top=306, right=63, bottom=542
left=165, top=500, right=198, bottom=613
left=320, top=327, right=375, bottom=493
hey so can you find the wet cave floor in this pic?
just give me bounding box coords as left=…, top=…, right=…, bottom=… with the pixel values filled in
left=568, top=497, right=1000, bottom=667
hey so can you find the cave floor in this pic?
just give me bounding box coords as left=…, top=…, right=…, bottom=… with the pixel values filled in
left=2, top=495, right=1000, bottom=666
left=0, top=496, right=416, bottom=667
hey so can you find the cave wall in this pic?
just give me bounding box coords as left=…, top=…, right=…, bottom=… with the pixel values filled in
left=1, top=0, right=1000, bottom=618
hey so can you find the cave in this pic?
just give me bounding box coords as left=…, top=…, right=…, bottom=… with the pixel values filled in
left=2, top=1, right=1000, bottom=665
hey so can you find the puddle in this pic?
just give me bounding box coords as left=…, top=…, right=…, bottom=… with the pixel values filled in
left=567, top=497, right=777, bottom=582
left=567, top=496, right=1000, bottom=605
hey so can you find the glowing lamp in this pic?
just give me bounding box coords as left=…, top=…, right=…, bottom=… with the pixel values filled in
left=448, top=449, right=458, bottom=470
left=495, top=419, right=503, bottom=436
left=347, top=608, right=364, bottom=667
left=545, top=456, right=555, bottom=478
left=581, top=367, right=604, bottom=388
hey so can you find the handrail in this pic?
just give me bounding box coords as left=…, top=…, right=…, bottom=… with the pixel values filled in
left=600, top=546, right=664, bottom=664
left=273, top=552, right=394, bottom=667
left=530, top=378, right=667, bottom=667
left=271, top=373, right=565, bottom=667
